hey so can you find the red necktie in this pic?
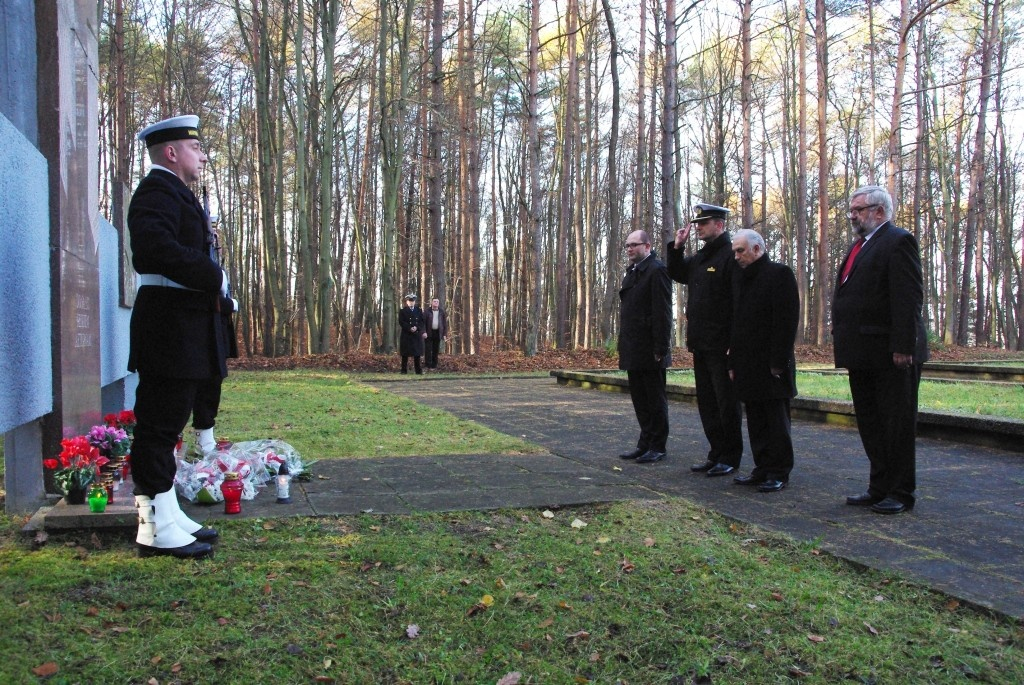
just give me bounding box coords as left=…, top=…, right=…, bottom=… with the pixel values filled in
left=841, top=239, right=864, bottom=283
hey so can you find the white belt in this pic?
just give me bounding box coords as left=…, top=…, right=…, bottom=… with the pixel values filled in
left=137, top=274, right=198, bottom=291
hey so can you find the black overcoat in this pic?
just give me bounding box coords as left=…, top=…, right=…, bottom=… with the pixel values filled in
left=618, top=253, right=672, bottom=370
left=399, top=306, right=426, bottom=356
left=665, top=232, right=737, bottom=352
left=728, top=255, right=799, bottom=402
left=832, top=221, right=929, bottom=369
left=127, top=169, right=227, bottom=379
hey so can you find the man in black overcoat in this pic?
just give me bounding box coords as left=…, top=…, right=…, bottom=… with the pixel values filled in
left=728, top=229, right=799, bottom=493
left=399, top=294, right=426, bottom=374
left=832, top=185, right=928, bottom=515
left=618, top=230, right=673, bottom=464
left=666, top=204, right=744, bottom=477
left=128, top=115, right=224, bottom=558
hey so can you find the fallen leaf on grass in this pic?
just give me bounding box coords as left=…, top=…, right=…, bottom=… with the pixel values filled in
left=538, top=617, right=554, bottom=628
left=496, top=673, right=523, bottom=685
left=495, top=578, right=507, bottom=589
left=864, top=622, right=879, bottom=636
left=944, top=599, right=960, bottom=611
left=405, top=624, right=420, bottom=639
left=565, top=629, right=590, bottom=640
left=32, top=662, right=59, bottom=677
left=542, top=510, right=555, bottom=519
left=217, top=617, right=229, bottom=626
left=467, top=602, right=488, bottom=617
left=789, top=666, right=811, bottom=677
left=770, top=592, right=784, bottom=601
left=557, top=600, right=573, bottom=611
left=807, top=634, right=825, bottom=643
left=643, top=537, right=655, bottom=547
left=619, top=558, right=636, bottom=573
left=596, top=536, right=611, bottom=544
left=85, top=606, right=99, bottom=617
left=571, top=518, right=587, bottom=529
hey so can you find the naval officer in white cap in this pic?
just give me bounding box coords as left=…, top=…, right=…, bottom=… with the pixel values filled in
left=127, top=115, right=225, bottom=559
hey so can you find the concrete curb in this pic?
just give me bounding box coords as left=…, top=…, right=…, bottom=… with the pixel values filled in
left=550, top=369, right=1024, bottom=454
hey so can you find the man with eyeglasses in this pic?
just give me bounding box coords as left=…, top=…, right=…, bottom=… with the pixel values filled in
left=617, top=230, right=673, bottom=464
left=832, top=185, right=928, bottom=515
left=666, top=204, right=745, bottom=478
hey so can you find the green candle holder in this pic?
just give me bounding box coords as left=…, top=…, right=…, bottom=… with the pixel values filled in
left=87, top=484, right=108, bottom=513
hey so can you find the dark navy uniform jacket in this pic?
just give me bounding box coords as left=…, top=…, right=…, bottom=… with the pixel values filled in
left=665, top=232, right=737, bottom=352
left=127, top=169, right=228, bottom=379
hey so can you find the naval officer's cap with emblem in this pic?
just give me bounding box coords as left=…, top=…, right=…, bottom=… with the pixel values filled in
left=689, top=203, right=730, bottom=223
left=137, top=114, right=202, bottom=148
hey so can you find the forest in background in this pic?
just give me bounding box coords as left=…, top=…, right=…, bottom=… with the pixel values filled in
left=97, top=0, right=1024, bottom=356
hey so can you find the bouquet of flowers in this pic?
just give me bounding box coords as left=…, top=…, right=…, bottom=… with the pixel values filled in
left=43, top=436, right=110, bottom=495
left=103, top=410, right=137, bottom=437
left=87, top=424, right=131, bottom=457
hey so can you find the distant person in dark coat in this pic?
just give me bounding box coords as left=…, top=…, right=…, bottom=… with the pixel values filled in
left=617, top=229, right=673, bottom=464
left=128, top=115, right=222, bottom=559
left=423, top=298, right=449, bottom=369
left=666, top=203, right=744, bottom=477
left=728, top=229, right=799, bottom=493
left=399, top=294, right=426, bottom=374
left=833, top=185, right=928, bottom=515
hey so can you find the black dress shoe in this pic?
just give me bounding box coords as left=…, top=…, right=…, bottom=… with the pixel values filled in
left=191, top=526, right=219, bottom=542
left=871, top=497, right=912, bottom=515
left=137, top=540, right=214, bottom=559
left=758, top=479, right=786, bottom=493
left=635, top=450, right=666, bottom=464
left=690, top=461, right=715, bottom=472
left=733, top=474, right=764, bottom=486
left=619, top=448, right=646, bottom=460
left=846, top=492, right=883, bottom=506
left=706, top=463, right=735, bottom=477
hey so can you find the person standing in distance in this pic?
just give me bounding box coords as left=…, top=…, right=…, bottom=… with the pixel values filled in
left=666, top=204, right=744, bottom=477
left=399, top=294, right=426, bottom=374
left=617, top=230, right=673, bottom=464
left=728, top=229, right=799, bottom=493
left=423, top=298, right=449, bottom=369
left=128, top=115, right=224, bottom=559
left=833, top=185, right=928, bottom=515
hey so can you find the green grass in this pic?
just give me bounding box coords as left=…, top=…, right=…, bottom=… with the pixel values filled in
left=1, top=372, right=1022, bottom=683
left=2, top=503, right=1021, bottom=684
left=658, top=370, right=1024, bottom=421
left=218, top=370, right=542, bottom=458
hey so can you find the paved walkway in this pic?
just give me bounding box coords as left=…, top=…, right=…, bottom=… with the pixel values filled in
left=364, top=376, right=1024, bottom=621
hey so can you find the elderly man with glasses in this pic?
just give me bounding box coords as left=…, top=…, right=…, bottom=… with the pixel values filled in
left=832, top=185, right=928, bottom=515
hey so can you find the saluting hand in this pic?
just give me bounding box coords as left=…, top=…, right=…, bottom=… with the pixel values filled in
left=674, top=225, right=690, bottom=248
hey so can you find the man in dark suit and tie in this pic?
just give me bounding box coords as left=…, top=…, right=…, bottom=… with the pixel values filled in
left=618, top=230, right=673, bottom=464
left=128, top=115, right=225, bottom=557
left=832, top=185, right=928, bottom=515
